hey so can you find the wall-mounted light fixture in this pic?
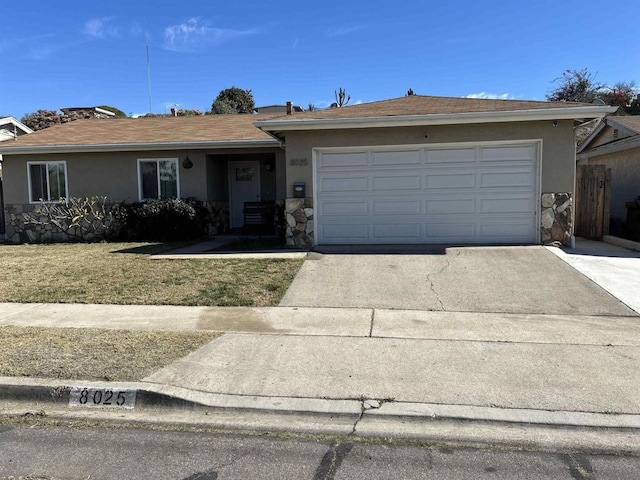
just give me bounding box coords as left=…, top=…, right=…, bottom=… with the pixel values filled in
left=265, top=157, right=275, bottom=171
left=552, top=120, right=558, bottom=127
left=182, top=154, right=193, bottom=169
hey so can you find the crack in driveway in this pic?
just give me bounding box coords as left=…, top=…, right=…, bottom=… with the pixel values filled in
left=425, top=257, right=452, bottom=311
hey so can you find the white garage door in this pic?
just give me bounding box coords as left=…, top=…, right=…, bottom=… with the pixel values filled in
left=315, top=142, right=539, bottom=245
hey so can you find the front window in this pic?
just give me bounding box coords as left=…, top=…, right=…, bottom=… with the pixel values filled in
left=27, top=161, right=67, bottom=202
left=138, top=159, right=179, bottom=200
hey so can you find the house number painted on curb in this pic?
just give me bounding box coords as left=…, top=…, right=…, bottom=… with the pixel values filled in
left=69, top=387, right=136, bottom=409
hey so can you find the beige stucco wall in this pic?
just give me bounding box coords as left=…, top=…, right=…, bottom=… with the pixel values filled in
left=281, top=120, right=576, bottom=197
left=588, top=125, right=635, bottom=149
left=2, top=147, right=285, bottom=205
left=583, top=146, right=640, bottom=223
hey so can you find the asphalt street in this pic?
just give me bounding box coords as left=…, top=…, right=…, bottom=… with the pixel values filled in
left=0, top=423, right=639, bottom=479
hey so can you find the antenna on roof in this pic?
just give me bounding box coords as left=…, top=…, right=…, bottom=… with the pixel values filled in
left=146, top=45, right=153, bottom=113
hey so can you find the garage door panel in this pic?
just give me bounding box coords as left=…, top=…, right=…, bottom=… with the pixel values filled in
left=372, top=150, right=422, bottom=166
left=425, top=173, right=476, bottom=189
left=479, top=222, right=537, bottom=238
left=480, top=145, right=535, bottom=162
left=321, top=176, right=369, bottom=192
left=319, top=152, right=368, bottom=168
left=426, top=223, right=476, bottom=238
left=373, top=200, right=422, bottom=215
left=320, top=224, right=369, bottom=240
left=427, top=148, right=476, bottom=164
left=372, top=224, right=421, bottom=239
left=315, top=143, right=538, bottom=245
left=480, top=197, right=535, bottom=214
left=426, top=199, right=475, bottom=214
left=479, top=170, right=535, bottom=188
left=320, top=201, right=368, bottom=216
left=373, top=175, right=421, bottom=191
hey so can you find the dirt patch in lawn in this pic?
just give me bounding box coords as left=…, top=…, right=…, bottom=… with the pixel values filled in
left=0, top=326, right=219, bottom=382
left=0, top=242, right=302, bottom=306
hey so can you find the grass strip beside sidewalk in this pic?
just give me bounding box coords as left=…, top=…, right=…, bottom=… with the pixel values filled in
left=0, top=326, right=219, bottom=382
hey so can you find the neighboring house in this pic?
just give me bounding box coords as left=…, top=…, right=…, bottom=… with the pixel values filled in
left=0, top=116, right=33, bottom=142
left=0, top=117, right=33, bottom=239
left=577, top=115, right=640, bottom=234
left=254, top=104, right=304, bottom=114
left=0, top=95, right=614, bottom=247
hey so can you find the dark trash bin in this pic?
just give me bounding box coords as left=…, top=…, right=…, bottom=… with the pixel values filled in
left=625, top=198, right=640, bottom=242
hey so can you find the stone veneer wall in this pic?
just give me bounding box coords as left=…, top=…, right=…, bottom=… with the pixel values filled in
left=6, top=200, right=230, bottom=243
left=4, top=203, right=121, bottom=243
left=285, top=198, right=314, bottom=248
left=540, top=193, right=572, bottom=246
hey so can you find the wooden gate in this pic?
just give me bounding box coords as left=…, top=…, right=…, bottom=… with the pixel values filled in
left=575, top=165, right=611, bottom=238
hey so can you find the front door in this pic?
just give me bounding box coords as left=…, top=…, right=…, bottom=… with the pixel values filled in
left=229, top=160, right=261, bottom=228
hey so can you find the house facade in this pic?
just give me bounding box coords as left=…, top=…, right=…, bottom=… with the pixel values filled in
left=577, top=115, right=640, bottom=234
left=0, top=95, right=614, bottom=246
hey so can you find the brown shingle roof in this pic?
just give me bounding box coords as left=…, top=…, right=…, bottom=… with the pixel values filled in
left=0, top=114, right=277, bottom=149
left=607, top=115, right=640, bottom=135
left=263, top=95, right=593, bottom=121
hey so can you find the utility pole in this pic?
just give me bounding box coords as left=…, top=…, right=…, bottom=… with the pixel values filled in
left=146, top=45, right=153, bottom=113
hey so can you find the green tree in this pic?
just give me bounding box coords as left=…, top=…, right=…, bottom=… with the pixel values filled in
left=629, top=94, right=640, bottom=115
left=547, top=69, right=639, bottom=113
left=211, top=87, right=255, bottom=114
left=599, top=82, right=638, bottom=109
left=20, top=110, right=62, bottom=131
left=176, top=108, right=203, bottom=116
left=547, top=69, right=602, bottom=103
left=21, top=107, right=123, bottom=131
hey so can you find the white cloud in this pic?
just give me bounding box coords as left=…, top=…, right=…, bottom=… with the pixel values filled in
left=83, top=17, right=119, bottom=39
left=326, top=25, right=365, bottom=38
left=465, top=92, right=513, bottom=100
left=163, top=18, right=259, bottom=52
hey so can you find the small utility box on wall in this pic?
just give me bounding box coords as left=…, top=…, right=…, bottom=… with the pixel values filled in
left=293, top=182, right=306, bottom=198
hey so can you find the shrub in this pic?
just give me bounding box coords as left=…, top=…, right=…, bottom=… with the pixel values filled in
left=122, top=198, right=211, bottom=241
left=24, top=197, right=125, bottom=242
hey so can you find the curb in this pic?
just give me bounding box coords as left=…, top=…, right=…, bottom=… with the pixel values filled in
left=3, top=382, right=640, bottom=454
left=3, top=378, right=640, bottom=433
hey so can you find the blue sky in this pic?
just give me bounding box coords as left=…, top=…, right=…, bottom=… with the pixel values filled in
left=2, top=1, right=638, bottom=118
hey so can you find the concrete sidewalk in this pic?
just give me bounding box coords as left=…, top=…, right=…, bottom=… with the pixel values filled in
left=2, top=301, right=640, bottom=451
left=547, top=239, right=640, bottom=314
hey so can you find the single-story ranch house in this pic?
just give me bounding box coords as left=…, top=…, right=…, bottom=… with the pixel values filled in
left=0, top=95, right=614, bottom=247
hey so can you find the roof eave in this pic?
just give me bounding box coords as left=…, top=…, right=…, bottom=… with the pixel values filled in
left=577, top=135, right=640, bottom=159
left=257, top=106, right=618, bottom=132
left=576, top=119, right=607, bottom=154
left=0, top=139, right=282, bottom=155
left=0, top=117, right=34, bottom=135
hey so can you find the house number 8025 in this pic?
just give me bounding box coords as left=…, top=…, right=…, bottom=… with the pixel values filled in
left=69, top=386, right=136, bottom=409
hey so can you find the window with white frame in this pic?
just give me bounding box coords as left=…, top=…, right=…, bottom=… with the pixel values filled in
left=27, top=161, right=67, bottom=202
left=137, top=158, right=179, bottom=200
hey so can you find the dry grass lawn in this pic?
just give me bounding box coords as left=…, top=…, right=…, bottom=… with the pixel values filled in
left=0, top=326, right=219, bottom=381
left=0, top=242, right=302, bottom=306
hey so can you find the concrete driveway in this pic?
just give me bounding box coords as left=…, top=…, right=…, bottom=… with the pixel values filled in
left=280, top=246, right=637, bottom=316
